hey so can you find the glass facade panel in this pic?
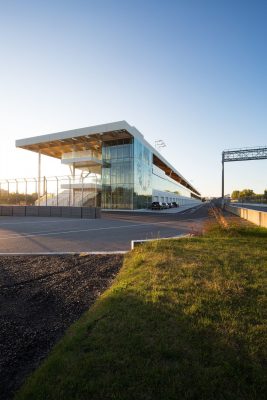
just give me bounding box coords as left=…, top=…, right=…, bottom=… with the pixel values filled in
left=152, top=165, right=192, bottom=198
left=101, top=137, right=195, bottom=209
left=101, top=139, right=134, bottom=209
left=133, top=139, right=153, bottom=209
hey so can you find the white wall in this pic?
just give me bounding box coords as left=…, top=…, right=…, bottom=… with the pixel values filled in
left=152, top=189, right=201, bottom=206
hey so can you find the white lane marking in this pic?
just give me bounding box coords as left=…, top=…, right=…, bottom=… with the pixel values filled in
left=0, top=251, right=128, bottom=255
left=0, top=220, right=186, bottom=240
left=0, top=219, right=84, bottom=226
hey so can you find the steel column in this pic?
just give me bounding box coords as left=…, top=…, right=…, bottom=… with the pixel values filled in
left=56, top=177, right=59, bottom=206
left=222, top=158, right=224, bottom=200
left=38, top=151, right=41, bottom=206
left=81, top=175, right=84, bottom=206
left=24, top=178, right=28, bottom=205
left=44, top=177, right=47, bottom=206
left=72, top=165, right=75, bottom=206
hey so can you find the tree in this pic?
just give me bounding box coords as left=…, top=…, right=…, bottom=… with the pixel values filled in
left=239, top=189, right=255, bottom=198
left=231, top=190, right=240, bottom=199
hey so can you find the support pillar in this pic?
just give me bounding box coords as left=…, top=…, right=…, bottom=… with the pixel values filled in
left=56, top=177, right=59, bottom=207
left=81, top=175, right=84, bottom=206
left=72, top=164, right=75, bottom=206
left=24, top=179, right=27, bottom=205
left=95, top=173, right=97, bottom=207
left=44, top=177, right=47, bottom=206
left=38, top=151, right=41, bottom=206
left=68, top=176, right=71, bottom=206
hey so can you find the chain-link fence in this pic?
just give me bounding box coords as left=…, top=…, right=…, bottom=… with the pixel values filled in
left=0, top=174, right=100, bottom=207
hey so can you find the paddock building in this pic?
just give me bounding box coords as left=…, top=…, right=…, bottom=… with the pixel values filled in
left=16, top=121, right=201, bottom=209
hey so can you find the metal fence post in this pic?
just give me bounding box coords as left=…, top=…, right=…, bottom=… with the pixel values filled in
left=56, top=176, right=59, bottom=207
left=81, top=175, right=84, bottom=206
left=38, top=151, right=41, bottom=206
left=24, top=178, right=28, bottom=205
left=68, top=176, right=71, bottom=206
left=44, top=177, right=47, bottom=206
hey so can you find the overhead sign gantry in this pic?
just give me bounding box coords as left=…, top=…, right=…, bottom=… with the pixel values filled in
left=222, top=146, right=267, bottom=198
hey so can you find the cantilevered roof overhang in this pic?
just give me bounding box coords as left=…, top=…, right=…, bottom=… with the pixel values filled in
left=16, top=120, right=200, bottom=196
left=16, top=122, right=132, bottom=159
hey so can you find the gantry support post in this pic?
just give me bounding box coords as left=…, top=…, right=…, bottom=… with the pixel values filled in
left=222, top=153, right=224, bottom=208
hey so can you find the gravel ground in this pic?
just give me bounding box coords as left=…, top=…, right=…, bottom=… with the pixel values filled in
left=0, top=254, right=124, bottom=400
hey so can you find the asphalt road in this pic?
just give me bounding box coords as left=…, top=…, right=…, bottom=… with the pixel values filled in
left=0, top=203, right=210, bottom=253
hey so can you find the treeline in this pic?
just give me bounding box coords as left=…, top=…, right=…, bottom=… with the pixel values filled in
left=231, top=189, right=267, bottom=202
left=0, top=191, right=38, bottom=205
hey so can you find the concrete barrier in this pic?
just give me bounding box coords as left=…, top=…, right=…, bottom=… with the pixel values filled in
left=225, top=204, right=267, bottom=228
left=26, top=206, right=39, bottom=216
left=61, top=206, right=82, bottom=218
left=12, top=206, right=26, bottom=216
left=1, top=206, right=13, bottom=216
left=50, top=206, right=62, bottom=217
left=38, top=207, right=51, bottom=217
left=0, top=206, right=101, bottom=219
left=82, top=207, right=96, bottom=219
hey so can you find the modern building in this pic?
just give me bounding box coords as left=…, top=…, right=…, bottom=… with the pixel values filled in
left=16, top=121, right=201, bottom=209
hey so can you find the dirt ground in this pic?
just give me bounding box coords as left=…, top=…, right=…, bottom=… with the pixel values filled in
left=0, top=254, right=124, bottom=400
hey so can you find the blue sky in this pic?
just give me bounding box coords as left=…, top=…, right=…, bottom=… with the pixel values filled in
left=0, top=0, right=266, bottom=196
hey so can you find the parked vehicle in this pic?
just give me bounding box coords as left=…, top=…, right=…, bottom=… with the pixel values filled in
left=168, top=202, right=174, bottom=208
left=172, top=202, right=179, bottom=208
left=151, top=201, right=163, bottom=210
left=161, top=202, right=169, bottom=209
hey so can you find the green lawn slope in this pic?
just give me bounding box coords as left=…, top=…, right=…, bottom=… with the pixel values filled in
left=15, top=225, right=267, bottom=400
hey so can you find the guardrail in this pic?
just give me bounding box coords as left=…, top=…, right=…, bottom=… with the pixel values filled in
left=0, top=206, right=101, bottom=219
left=225, top=204, right=267, bottom=228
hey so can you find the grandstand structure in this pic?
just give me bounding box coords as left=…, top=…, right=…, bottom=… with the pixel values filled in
left=16, top=121, right=201, bottom=209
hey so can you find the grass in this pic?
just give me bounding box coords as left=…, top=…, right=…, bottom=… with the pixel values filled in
left=15, top=224, right=267, bottom=400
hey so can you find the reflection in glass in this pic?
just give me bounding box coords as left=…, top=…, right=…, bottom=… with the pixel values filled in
left=101, top=137, right=195, bottom=209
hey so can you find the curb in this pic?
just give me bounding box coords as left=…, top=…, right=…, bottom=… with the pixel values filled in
left=0, top=235, right=193, bottom=255
left=131, top=234, right=191, bottom=250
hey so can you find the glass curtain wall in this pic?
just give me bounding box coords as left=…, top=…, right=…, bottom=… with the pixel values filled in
left=101, top=137, right=196, bottom=209
left=133, top=139, right=153, bottom=208
left=152, top=165, right=193, bottom=197
left=101, top=138, right=134, bottom=209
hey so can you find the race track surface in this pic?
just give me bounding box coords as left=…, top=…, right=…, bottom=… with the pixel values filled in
left=0, top=204, right=210, bottom=253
